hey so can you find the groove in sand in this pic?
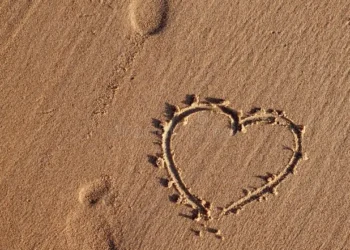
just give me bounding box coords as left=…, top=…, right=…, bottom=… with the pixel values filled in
left=154, top=96, right=305, bottom=221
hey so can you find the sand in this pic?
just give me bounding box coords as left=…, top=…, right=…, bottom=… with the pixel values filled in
left=1, top=0, right=350, bottom=249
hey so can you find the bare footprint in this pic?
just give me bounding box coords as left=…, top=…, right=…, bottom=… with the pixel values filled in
left=130, top=0, right=168, bottom=35
left=93, top=0, right=168, bottom=116
left=78, top=176, right=111, bottom=206
left=66, top=176, right=122, bottom=250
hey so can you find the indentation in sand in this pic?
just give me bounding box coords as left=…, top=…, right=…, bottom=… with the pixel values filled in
left=66, top=176, right=122, bottom=250
left=78, top=176, right=111, bottom=206
left=151, top=95, right=306, bottom=223
left=92, top=1, right=168, bottom=118
left=130, top=0, right=167, bottom=35
left=92, top=34, right=146, bottom=118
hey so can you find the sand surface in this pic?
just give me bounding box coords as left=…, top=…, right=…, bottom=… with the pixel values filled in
left=1, top=0, right=350, bottom=249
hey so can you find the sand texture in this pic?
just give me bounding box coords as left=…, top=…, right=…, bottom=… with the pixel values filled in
left=1, top=0, right=350, bottom=249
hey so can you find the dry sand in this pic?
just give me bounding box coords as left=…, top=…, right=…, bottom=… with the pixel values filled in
left=1, top=0, right=350, bottom=249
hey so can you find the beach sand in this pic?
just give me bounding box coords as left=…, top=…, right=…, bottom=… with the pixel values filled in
left=1, top=0, right=350, bottom=249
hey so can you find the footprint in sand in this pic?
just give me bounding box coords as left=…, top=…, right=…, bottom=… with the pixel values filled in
left=130, top=0, right=168, bottom=35
left=94, top=0, right=168, bottom=116
left=66, top=176, right=122, bottom=250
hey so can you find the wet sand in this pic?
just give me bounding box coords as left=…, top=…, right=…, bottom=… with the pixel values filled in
left=1, top=0, right=350, bottom=249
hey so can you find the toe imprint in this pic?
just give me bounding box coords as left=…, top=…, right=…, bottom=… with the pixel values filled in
left=78, top=176, right=111, bottom=206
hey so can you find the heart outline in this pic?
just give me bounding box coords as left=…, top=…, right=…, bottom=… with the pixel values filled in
left=156, top=96, right=305, bottom=221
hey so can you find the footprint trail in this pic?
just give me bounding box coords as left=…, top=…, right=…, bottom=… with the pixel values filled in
left=93, top=0, right=168, bottom=117
left=66, top=176, right=122, bottom=250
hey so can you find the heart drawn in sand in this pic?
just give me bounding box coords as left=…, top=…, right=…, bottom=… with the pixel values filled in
left=153, top=95, right=305, bottom=222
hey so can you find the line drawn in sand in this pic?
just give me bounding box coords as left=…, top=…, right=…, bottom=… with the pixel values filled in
left=150, top=95, right=306, bottom=235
